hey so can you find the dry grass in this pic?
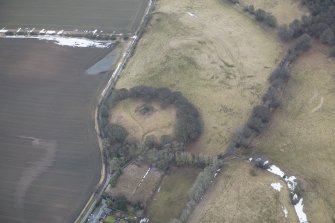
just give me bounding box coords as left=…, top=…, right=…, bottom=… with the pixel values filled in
left=188, top=161, right=298, bottom=223
left=106, top=163, right=163, bottom=205
left=110, top=99, right=176, bottom=143
left=240, top=0, right=309, bottom=25
left=147, top=167, right=201, bottom=223
left=254, top=44, right=335, bottom=222
left=117, top=0, right=283, bottom=156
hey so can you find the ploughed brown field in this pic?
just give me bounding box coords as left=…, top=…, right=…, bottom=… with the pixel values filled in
left=0, top=0, right=149, bottom=33
left=0, top=38, right=111, bottom=223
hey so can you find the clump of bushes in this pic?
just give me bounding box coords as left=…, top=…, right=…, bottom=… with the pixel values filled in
left=105, top=124, right=129, bottom=144
left=255, top=9, right=277, bottom=27
left=285, top=34, right=312, bottom=62
left=104, top=195, right=145, bottom=221
left=243, top=5, right=277, bottom=27
left=277, top=1, right=335, bottom=47
left=140, top=145, right=213, bottom=171
left=243, top=5, right=255, bottom=14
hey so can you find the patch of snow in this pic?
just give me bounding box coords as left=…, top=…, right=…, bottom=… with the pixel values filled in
left=214, top=173, right=218, bottom=178
left=29, top=28, right=35, bottom=33
left=295, top=198, right=307, bottom=223
left=136, top=167, right=151, bottom=189
left=267, top=165, right=285, bottom=178
left=282, top=206, right=288, bottom=218
left=92, top=29, right=98, bottom=34
left=17, top=28, right=21, bottom=32
left=142, top=168, right=151, bottom=180
left=39, top=36, right=112, bottom=48
left=57, top=30, right=64, bottom=35
left=2, top=35, right=112, bottom=48
left=157, top=186, right=161, bottom=193
left=293, top=194, right=298, bottom=200
left=0, top=28, right=8, bottom=33
left=285, top=176, right=297, bottom=191
left=264, top=160, right=269, bottom=165
left=271, top=182, right=283, bottom=192
left=249, top=157, right=308, bottom=223
left=46, top=30, right=56, bottom=34
left=39, top=29, right=46, bottom=34
left=187, top=12, right=196, bottom=17
left=140, top=218, right=149, bottom=223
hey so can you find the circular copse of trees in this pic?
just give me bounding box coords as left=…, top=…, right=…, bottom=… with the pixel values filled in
left=100, top=85, right=203, bottom=147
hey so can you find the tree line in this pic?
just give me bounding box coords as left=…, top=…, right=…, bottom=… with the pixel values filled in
left=218, top=33, right=312, bottom=159
left=98, top=86, right=204, bottom=174
left=170, top=158, right=224, bottom=223
left=226, top=0, right=277, bottom=28
left=278, top=0, right=335, bottom=56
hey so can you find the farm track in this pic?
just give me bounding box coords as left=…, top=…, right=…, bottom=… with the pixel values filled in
left=0, top=38, right=112, bottom=223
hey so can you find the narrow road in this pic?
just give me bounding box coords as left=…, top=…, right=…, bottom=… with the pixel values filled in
left=75, top=1, right=155, bottom=222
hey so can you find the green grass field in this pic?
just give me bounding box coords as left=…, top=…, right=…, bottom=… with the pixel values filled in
left=147, top=168, right=200, bottom=223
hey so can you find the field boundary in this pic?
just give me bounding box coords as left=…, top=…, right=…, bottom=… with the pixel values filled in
left=0, top=28, right=128, bottom=40
left=74, top=0, right=155, bottom=222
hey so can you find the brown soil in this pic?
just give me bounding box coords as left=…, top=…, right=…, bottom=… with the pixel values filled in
left=0, top=38, right=111, bottom=223
left=0, top=0, right=148, bottom=33
left=106, top=163, right=163, bottom=205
